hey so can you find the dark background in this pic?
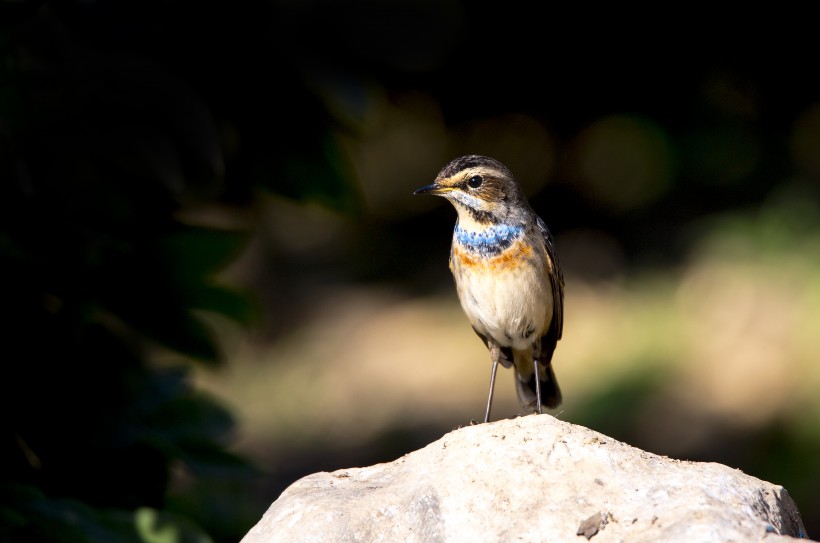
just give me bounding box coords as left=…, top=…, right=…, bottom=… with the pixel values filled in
left=2, top=2, right=819, bottom=541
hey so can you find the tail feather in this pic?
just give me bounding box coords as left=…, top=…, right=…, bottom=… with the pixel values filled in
left=515, top=363, right=562, bottom=411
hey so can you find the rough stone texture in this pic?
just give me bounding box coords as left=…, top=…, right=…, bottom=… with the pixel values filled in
left=242, top=415, right=809, bottom=543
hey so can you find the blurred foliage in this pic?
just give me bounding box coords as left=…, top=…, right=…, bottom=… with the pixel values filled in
left=0, top=1, right=355, bottom=541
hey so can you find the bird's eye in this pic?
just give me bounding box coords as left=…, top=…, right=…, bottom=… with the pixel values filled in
left=467, top=175, right=483, bottom=188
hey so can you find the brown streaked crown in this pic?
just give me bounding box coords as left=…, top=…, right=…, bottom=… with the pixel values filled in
left=435, top=155, right=514, bottom=182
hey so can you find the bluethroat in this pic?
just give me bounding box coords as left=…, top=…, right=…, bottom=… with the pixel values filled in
left=415, top=155, right=564, bottom=423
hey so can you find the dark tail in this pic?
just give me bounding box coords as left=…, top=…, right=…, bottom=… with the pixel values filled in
left=515, top=362, right=562, bottom=411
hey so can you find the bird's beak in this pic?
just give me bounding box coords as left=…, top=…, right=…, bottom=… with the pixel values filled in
left=413, top=183, right=450, bottom=195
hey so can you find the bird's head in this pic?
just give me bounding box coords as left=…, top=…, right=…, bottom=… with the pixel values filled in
left=414, top=155, right=530, bottom=226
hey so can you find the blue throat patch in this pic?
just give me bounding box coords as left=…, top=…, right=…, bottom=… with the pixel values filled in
left=454, top=223, right=524, bottom=255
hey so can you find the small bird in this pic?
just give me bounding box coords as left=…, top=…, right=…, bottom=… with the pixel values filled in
left=415, top=155, right=564, bottom=423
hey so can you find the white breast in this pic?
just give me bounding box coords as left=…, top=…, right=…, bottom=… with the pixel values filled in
left=451, top=242, right=553, bottom=350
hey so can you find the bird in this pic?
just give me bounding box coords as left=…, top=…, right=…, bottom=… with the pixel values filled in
left=414, top=155, right=564, bottom=423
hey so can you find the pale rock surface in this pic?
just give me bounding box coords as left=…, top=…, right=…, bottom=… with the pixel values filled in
left=242, top=415, right=809, bottom=543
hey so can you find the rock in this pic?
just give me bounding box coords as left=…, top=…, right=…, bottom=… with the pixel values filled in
left=241, top=415, right=809, bottom=543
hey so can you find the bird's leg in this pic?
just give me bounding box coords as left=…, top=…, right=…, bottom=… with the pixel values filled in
left=533, top=348, right=542, bottom=415
left=484, top=344, right=501, bottom=423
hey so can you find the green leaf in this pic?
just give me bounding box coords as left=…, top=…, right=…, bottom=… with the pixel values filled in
left=135, top=507, right=213, bottom=543
left=0, top=485, right=210, bottom=543
left=157, top=228, right=249, bottom=285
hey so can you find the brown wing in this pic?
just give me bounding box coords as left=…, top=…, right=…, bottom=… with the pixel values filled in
left=536, top=215, right=564, bottom=362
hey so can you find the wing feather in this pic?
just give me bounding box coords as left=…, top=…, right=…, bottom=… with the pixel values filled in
left=536, top=215, right=564, bottom=361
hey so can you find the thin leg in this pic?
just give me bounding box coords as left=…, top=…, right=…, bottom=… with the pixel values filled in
left=484, top=357, right=499, bottom=423
left=533, top=356, right=542, bottom=415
